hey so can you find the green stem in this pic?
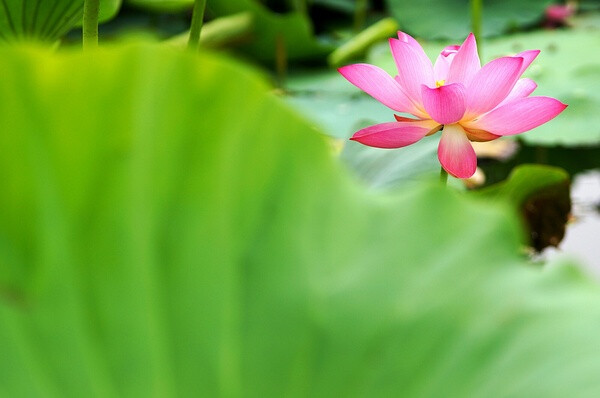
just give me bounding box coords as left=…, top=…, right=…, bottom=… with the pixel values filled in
left=354, top=0, right=368, bottom=32
left=535, top=146, right=548, bottom=164
left=470, top=0, right=483, bottom=56
left=188, top=0, right=207, bottom=51
left=440, top=167, right=449, bottom=185
left=82, top=0, right=100, bottom=49
left=328, top=17, right=398, bottom=67
left=275, top=33, right=287, bottom=89
left=292, top=0, right=307, bottom=14
left=165, top=12, right=253, bottom=49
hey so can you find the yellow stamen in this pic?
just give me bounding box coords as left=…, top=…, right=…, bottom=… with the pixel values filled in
left=436, top=79, right=445, bottom=88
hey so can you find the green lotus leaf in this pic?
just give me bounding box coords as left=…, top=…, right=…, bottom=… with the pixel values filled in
left=386, top=0, right=554, bottom=40
left=125, top=0, right=194, bottom=13
left=0, top=0, right=121, bottom=43
left=207, top=0, right=333, bottom=62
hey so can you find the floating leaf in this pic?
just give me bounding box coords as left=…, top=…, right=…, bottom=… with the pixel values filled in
left=481, top=29, right=600, bottom=146
left=285, top=68, right=440, bottom=187
left=385, top=0, right=554, bottom=40
left=286, top=68, right=392, bottom=139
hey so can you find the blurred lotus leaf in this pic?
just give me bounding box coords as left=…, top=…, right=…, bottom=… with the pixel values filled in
left=285, top=68, right=440, bottom=187
left=2, top=44, right=600, bottom=397
left=125, top=0, right=194, bottom=13
left=386, top=0, right=554, bottom=40
left=208, top=0, right=333, bottom=62
left=0, top=0, right=121, bottom=43
left=481, top=28, right=600, bottom=146
left=311, top=0, right=356, bottom=14
left=580, top=0, right=600, bottom=11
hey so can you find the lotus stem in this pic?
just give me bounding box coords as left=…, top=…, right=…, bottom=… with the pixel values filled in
left=354, top=0, right=368, bottom=32
left=165, top=13, right=254, bottom=49
left=83, top=0, right=100, bottom=49
left=275, top=33, right=287, bottom=89
left=440, top=168, right=449, bottom=185
left=188, top=0, right=207, bottom=51
left=328, top=17, right=398, bottom=67
left=293, top=0, right=307, bottom=14
left=470, top=0, right=482, bottom=56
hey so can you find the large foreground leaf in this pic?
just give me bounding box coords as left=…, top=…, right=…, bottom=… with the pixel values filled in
left=2, top=44, right=600, bottom=397
left=0, top=0, right=121, bottom=42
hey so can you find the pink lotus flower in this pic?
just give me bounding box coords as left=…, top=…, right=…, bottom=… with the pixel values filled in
left=338, top=32, right=567, bottom=178
left=545, top=3, right=575, bottom=25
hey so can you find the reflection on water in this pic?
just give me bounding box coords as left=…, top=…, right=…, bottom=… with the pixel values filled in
left=543, top=170, right=600, bottom=274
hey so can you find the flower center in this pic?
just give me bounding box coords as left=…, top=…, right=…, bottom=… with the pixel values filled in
left=435, top=79, right=445, bottom=88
